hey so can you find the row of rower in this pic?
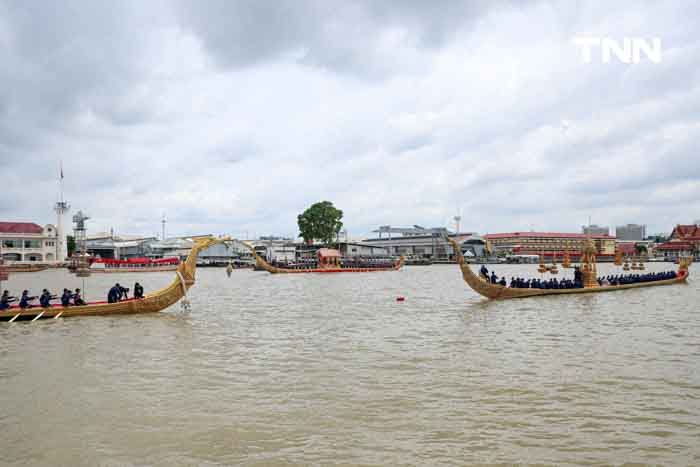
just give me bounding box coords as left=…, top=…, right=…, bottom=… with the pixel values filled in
left=0, top=282, right=145, bottom=310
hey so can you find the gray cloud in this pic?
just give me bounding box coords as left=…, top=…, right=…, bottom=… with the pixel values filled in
left=0, top=0, right=698, bottom=238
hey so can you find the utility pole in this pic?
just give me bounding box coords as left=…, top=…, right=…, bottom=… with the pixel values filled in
left=161, top=214, right=167, bottom=240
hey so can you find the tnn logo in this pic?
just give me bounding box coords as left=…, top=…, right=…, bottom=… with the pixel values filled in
left=572, top=37, right=662, bottom=64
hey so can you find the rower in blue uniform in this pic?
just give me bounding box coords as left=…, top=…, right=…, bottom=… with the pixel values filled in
left=61, top=289, right=72, bottom=307
left=0, top=290, right=15, bottom=310
left=19, top=290, right=36, bottom=309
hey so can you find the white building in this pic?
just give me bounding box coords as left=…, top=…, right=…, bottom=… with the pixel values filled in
left=363, top=226, right=484, bottom=259
left=0, top=222, right=60, bottom=263
left=146, top=236, right=252, bottom=265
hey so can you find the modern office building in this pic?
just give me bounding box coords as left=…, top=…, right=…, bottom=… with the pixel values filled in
left=484, top=231, right=616, bottom=256
left=582, top=224, right=610, bottom=235
left=616, top=224, right=647, bottom=241
left=0, top=222, right=60, bottom=263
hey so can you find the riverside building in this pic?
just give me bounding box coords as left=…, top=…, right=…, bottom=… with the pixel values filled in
left=0, top=222, right=60, bottom=263
left=362, top=225, right=487, bottom=259
left=655, top=224, right=700, bottom=260
left=483, top=231, right=616, bottom=257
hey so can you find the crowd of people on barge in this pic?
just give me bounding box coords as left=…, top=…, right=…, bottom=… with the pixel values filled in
left=0, top=282, right=144, bottom=310
left=479, top=265, right=678, bottom=289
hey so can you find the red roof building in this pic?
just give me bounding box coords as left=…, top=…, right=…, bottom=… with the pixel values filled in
left=0, top=222, right=44, bottom=234
left=670, top=224, right=700, bottom=241
left=0, top=222, right=59, bottom=263
left=654, top=225, right=700, bottom=259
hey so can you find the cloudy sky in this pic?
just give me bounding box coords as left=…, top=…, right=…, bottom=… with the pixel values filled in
left=1, top=1, right=698, bottom=239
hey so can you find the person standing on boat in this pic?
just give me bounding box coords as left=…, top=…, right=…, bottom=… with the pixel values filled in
left=480, top=265, right=489, bottom=279
left=490, top=271, right=498, bottom=284
left=134, top=282, right=144, bottom=299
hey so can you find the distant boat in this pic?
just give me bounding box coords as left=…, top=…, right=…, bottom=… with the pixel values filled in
left=4, top=264, right=49, bottom=273
left=246, top=245, right=404, bottom=274
left=87, top=257, right=179, bottom=273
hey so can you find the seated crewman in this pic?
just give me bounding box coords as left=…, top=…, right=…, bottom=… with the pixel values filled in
left=108, top=284, right=121, bottom=303
left=19, top=290, right=36, bottom=309
left=1, top=290, right=16, bottom=310
left=73, top=288, right=86, bottom=306
left=134, top=282, right=144, bottom=299
left=61, top=289, right=72, bottom=307
left=39, top=289, right=54, bottom=308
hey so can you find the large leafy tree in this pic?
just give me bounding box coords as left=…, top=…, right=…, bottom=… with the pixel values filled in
left=297, top=201, right=344, bottom=245
left=67, top=235, right=76, bottom=256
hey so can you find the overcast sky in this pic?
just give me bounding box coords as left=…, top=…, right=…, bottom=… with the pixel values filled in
left=1, top=1, right=698, bottom=239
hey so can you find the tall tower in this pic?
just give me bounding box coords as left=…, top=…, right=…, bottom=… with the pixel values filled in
left=54, top=164, right=70, bottom=262
left=454, top=215, right=462, bottom=235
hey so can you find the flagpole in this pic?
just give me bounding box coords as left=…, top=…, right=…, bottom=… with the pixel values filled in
left=59, top=160, right=64, bottom=203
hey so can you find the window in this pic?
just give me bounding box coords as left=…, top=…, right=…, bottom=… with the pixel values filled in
left=46, top=241, right=55, bottom=247
left=24, top=240, right=41, bottom=249
left=2, top=239, right=19, bottom=248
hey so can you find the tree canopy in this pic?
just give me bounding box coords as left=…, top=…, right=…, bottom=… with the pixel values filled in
left=297, top=201, right=344, bottom=245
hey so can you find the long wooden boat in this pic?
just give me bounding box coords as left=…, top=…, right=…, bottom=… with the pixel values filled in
left=0, top=237, right=226, bottom=322
left=445, top=237, right=691, bottom=300
left=5, top=265, right=49, bottom=273
left=246, top=245, right=405, bottom=274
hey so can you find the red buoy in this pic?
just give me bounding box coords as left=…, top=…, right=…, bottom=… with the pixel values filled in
left=396, top=296, right=405, bottom=302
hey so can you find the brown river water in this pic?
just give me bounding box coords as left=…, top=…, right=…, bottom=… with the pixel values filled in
left=1, top=263, right=699, bottom=466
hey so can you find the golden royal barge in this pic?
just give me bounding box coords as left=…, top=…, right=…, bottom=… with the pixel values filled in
left=446, top=237, right=691, bottom=300
left=1, top=237, right=227, bottom=322
left=248, top=245, right=405, bottom=274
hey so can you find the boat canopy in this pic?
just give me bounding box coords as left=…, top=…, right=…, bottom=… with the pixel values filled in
left=316, top=248, right=342, bottom=258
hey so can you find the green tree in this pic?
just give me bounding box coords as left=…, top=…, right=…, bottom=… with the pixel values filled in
left=297, top=201, right=344, bottom=245
left=67, top=235, right=76, bottom=256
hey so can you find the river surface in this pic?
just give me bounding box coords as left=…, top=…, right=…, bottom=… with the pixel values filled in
left=1, top=263, right=699, bottom=466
